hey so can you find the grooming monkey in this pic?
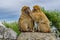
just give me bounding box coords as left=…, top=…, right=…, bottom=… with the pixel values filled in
left=30, top=5, right=51, bottom=32
left=18, top=6, right=34, bottom=32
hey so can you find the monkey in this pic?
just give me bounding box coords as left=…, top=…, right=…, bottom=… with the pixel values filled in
left=30, top=5, right=51, bottom=32
left=18, top=6, right=34, bottom=32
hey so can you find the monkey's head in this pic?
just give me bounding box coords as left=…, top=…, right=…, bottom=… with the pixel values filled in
left=21, top=6, right=31, bottom=14
left=32, top=5, right=41, bottom=12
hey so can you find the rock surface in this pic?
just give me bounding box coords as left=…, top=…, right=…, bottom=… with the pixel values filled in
left=57, top=38, right=60, bottom=40
left=0, top=22, right=17, bottom=40
left=17, top=32, right=56, bottom=40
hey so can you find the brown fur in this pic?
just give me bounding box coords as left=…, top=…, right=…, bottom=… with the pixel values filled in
left=18, top=6, right=34, bottom=32
left=30, top=5, right=51, bottom=32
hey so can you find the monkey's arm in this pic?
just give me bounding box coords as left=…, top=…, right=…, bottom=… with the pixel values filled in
left=40, top=12, right=50, bottom=24
left=28, top=19, right=34, bottom=32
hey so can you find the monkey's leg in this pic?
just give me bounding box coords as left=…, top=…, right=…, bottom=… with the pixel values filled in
left=21, top=23, right=29, bottom=32
left=28, top=22, right=34, bottom=32
left=39, top=23, right=50, bottom=33
left=28, top=21, right=34, bottom=32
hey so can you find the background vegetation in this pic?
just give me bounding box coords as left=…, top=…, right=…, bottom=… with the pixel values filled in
left=42, top=8, right=60, bottom=32
left=2, top=21, right=20, bottom=36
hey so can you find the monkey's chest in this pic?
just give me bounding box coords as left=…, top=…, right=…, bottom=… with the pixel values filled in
left=24, top=17, right=32, bottom=22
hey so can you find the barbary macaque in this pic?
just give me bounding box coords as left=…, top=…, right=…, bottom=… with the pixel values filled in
left=18, top=6, right=34, bottom=32
left=30, top=5, right=51, bottom=32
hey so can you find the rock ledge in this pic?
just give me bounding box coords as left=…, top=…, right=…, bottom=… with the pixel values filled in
left=17, top=32, right=56, bottom=40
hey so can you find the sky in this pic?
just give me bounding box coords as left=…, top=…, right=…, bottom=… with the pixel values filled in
left=0, top=0, right=60, bottom=22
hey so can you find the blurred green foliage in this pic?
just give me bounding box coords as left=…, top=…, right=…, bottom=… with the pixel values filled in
left=3, top=21, right=20, bottom=36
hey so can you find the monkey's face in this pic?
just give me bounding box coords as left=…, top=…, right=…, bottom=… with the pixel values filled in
left=22, top=6, right=31, bottom=14
left=25, top=7, right=31, bottom=14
